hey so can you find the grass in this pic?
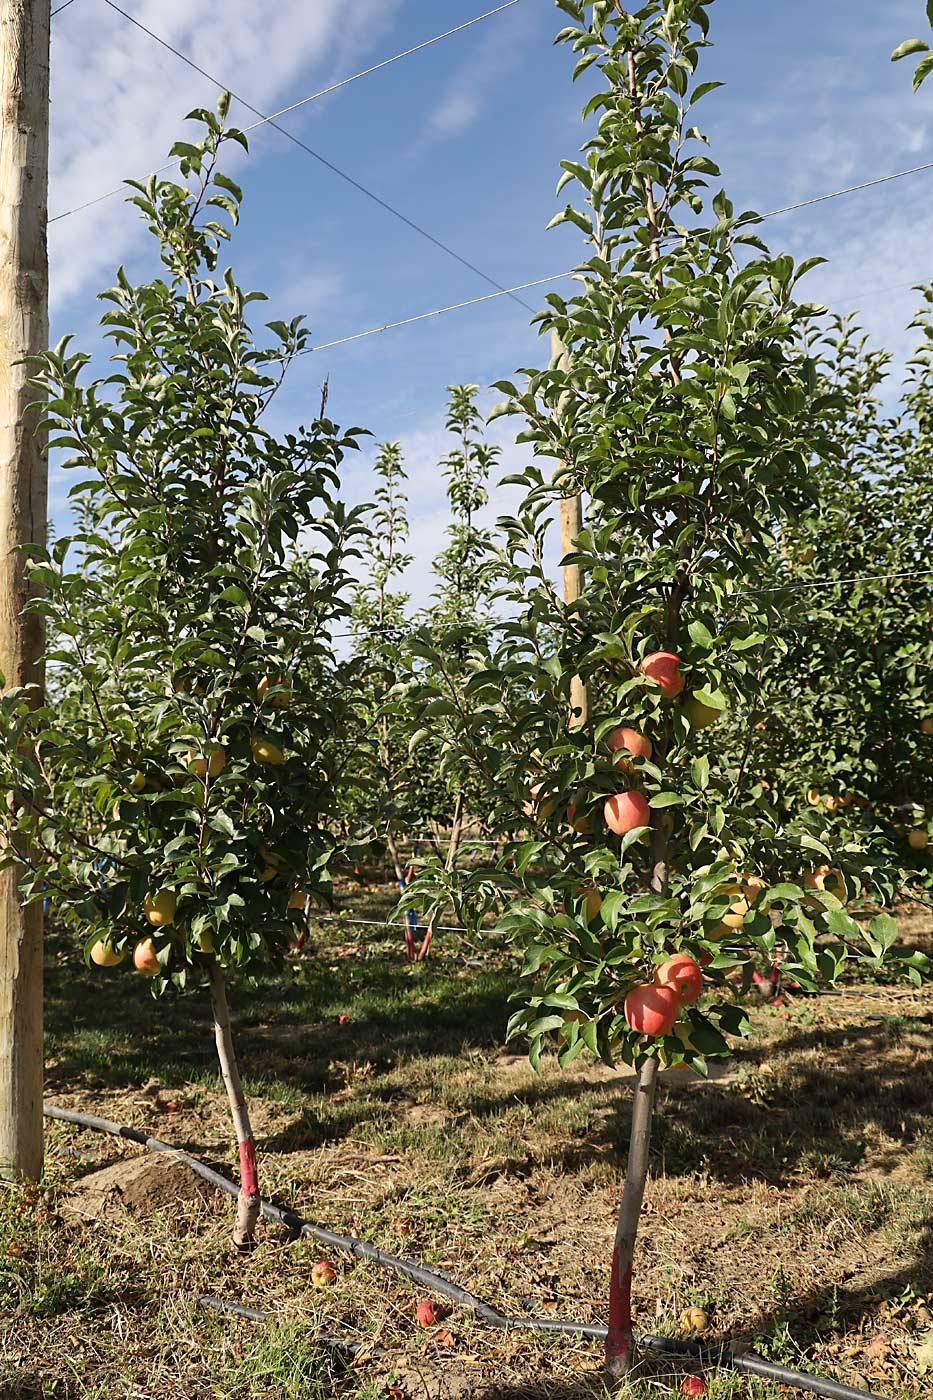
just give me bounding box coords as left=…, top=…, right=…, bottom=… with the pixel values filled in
left=2, top=907, right=932, bottom=1398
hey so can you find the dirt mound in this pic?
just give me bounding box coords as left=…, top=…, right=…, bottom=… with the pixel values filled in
left=63, top=1150, right=214, bottom=1221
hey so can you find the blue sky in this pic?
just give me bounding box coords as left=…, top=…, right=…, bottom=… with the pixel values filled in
left=49, top=0, right=933, bottom=607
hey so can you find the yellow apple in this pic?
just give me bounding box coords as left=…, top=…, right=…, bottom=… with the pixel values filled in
left=251, top=736, right=284, bottom=766
left=576, top=886, right=602, bottom=925
left=90, top=939, right=124, bottom=968
left=144, top=890, right=176, bottom=927
left=684, top=696, right=724, bottom=729
left=258, top=675, right=292, bottom=709
left=185, top=745, right=226, bottom=780
left=721, top=896, right=749, bottom=929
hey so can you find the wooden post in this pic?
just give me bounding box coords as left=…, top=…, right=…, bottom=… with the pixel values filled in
left=552, top=329, right=589, bottom=727
left=0, top=0, right=50, bottom=1183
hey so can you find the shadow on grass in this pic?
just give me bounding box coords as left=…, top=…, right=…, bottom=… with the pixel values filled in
left=45, top=932, right=933, bottom=1195
left=44, top=933, right=513, bottom=1097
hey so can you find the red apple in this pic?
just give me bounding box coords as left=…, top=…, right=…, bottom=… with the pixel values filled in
left=523, top=781, right=556, bottom=820
left=624, top=983, right=680, bottom=1036
left=311, top=1260, right=337, bottom=1286
left=655, top=955, right=702, bottom=1004
left=681, top=1377, right=706, bottom=1397
left=607, top=726, right=653, bottom=767
left=641, top=651, right=684, bottom=699
left=604, top=790, right=650, bottom=835
left=416, top=1299, right=438, bottom=1328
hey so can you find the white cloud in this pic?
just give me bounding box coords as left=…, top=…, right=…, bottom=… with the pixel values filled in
left=426, top=0, right=536, bottom=141
left=49, top=0, right=402, bottom=314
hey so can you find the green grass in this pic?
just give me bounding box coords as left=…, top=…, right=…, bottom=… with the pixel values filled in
left=8, top=922, right=931, bottom=1398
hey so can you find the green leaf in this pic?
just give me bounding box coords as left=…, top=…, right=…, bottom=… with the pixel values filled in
left=687, top=620, right=714, bottom=649
left=868, top=911, right=898, bottom=952
left=891, top=37, right=929, bottom=62
left=690, top=755, right=710, bottom=792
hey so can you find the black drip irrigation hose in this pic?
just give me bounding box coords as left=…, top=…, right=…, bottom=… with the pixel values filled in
left=44, top=1105, right=893, bottom=1400
left=199, top=1293, right=387, bottom=1359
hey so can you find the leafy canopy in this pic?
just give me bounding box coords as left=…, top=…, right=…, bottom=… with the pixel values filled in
left=0, top=97, right=368, bottom=988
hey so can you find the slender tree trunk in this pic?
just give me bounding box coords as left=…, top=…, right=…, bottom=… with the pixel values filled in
left=413, top=791, right=465, bottom=963
left=605, top=1054, right=659, bottom=1382
left=207, top=961, right=260, bottom=1249
left=0, top=0, right=50, bottom=1185
left=447, top=790, right=465, bottom=868
left=385, top=829, right=416, bottom=961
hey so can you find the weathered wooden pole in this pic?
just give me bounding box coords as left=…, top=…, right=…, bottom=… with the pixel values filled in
left=0, top=0, right=50, bottom=1182
left=552, top=329, right=589, bottom=727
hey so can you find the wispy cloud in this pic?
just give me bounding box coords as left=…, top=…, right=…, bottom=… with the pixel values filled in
left=426, top=0, right=535, bottom=140
left=49, top=0, right=402, bottom=315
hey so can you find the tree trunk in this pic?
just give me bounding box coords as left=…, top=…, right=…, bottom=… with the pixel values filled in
left=385, top=829, right=416, bottom=961
left=207, top=961, right=260, bottom=1248
left=447, top=790, right=465, bottom=869
left=0, top=0, right=50, bottom=1184
left=605, top=1054, right=659, bottom=1382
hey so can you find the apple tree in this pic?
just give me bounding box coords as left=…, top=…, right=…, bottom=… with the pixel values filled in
left=345, top=440, right=430, bottom=953
left=747, top=311, right=933, bottom=882
left=400, top=0, right=927, bottom=1379
left=0, top=99, right=368, bottom=1247
left=418, top=384, right=501, bottom=863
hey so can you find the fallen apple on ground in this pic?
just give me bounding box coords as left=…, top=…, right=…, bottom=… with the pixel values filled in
left=416, top=1300, right=439, bottom=1328
left=680, top=1306, right=709, bottom=1334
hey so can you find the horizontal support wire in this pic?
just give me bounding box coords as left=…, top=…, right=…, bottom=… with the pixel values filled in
left=53, top=0, right=532, bottom=312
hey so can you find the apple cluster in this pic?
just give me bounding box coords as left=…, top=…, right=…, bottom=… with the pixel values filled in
left=623, top=954, right=703, bottom=1038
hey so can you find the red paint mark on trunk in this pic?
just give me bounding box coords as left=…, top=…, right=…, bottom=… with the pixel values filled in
left=238, top=1135, right=259, bottom=1200
left=605, top=1245, right=632, bottom=1360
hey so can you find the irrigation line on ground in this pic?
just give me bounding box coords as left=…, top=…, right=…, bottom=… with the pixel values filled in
left=199, top=1293, right=387, bottom=1358
left=43, top=1106, right=892, bottom=1400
